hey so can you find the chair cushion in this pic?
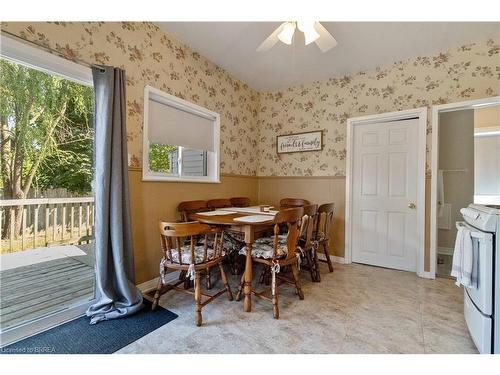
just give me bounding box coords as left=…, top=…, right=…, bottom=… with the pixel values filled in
left=238, top=234, right=288, bottom=259
left=168, top=245, right=217, bottom=264
left=222, top=234, right=245, bottom=253
left=196, top=235, right=241, bottom=254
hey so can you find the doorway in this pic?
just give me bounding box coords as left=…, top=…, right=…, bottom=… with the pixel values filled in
left=345, top=108, right=427, bottom=276
left=430, top=96, right=500, bottom=278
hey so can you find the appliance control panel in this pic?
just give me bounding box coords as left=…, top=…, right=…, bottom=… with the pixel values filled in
left=463, top=204, right=499, bottom=232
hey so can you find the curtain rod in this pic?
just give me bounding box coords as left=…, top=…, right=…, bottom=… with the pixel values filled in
left=1, top=28, right=99, bottom=70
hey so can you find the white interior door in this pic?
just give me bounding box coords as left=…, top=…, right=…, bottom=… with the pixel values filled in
left=352, top=118, right=419, bottom=271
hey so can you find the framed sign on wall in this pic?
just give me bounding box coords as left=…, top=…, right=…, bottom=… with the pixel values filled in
left=276, top=130, right=323, bottom=154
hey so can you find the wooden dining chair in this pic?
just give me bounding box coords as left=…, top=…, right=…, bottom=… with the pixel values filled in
left=298, top=204, right=321, bottom=282
left=314, top=203, right=335, bottom=273
left=279, top=198, right=311, bottom=209
left=177, top=200, right=214, bottom=288
left=178, top=200, right=210, bottom=222
left=178, top=199, right=243, bottom=280
left=153, top=221, right=233, bottom=326
left=235, top=207, right=305, bottom=319
left=207, top=198, right=232, bottom=209
left=229, top=197, right=251, bottom=207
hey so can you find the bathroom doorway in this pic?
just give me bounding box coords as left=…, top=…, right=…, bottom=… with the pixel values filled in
left=430, top=97, right=500, bottom=278
left=436, top=109, right=474, bottom=277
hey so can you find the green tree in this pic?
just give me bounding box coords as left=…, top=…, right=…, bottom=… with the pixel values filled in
left=0, top=59, right=93, bottom=237
left=34, top=81, right=94, bottom=194
left=148, top=143, right=177, bottom=173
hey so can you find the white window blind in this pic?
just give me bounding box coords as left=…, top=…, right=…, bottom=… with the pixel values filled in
left=143, top=86, right=220, bottom=183
left=148, top=98, right=215, bottom=152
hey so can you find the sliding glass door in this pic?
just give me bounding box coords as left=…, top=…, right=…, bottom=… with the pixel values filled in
left=0, top=38, right=95, bottom=345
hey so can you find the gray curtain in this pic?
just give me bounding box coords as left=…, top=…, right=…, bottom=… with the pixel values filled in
left=86, top=66, right=143, bottom=325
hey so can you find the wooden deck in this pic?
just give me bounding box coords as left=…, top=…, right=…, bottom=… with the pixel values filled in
left=0, top=245, right=94, bottom=331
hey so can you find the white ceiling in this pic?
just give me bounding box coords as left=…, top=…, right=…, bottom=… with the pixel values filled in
left=156, top=22, right=500, bottom=91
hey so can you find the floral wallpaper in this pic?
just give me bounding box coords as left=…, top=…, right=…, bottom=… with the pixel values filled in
left=258, top=39, right=500, bottom=176
left=1, top=22, right=499, bottom=178
left=1, top=22, right=260, bottom=175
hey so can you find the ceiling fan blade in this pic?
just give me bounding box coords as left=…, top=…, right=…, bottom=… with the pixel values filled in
left=256, top=23, right=286, bottom=52
left=313, top=22, right=338, bottom=52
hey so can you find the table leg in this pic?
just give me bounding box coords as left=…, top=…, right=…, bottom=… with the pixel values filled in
left=243, top=242, right=253, bottom=312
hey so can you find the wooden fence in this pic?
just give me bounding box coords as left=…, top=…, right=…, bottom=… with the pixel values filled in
left=0, top=197, right=94, bottom=253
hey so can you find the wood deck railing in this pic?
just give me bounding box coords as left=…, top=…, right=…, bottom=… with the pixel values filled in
left=0, top=197, right=94, bottom=253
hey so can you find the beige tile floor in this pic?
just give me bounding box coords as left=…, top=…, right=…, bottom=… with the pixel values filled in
left=118, top=263, right=477, bottom=354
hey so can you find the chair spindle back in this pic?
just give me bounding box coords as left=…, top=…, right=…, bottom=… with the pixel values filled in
left=300, top=204, right=319, bottom=248
left=279, top=198, right=311, bottom=209
left=272, top=207, right=304, bottom=261
left=316, top=203, right=335, bottom=240
left=159, top=221, right=225, bottom=265
left=229, top=197, right=251, bottom=207
left=207, top=199, right=232, bottom=209
left=178, top=200, right=210, bottom=222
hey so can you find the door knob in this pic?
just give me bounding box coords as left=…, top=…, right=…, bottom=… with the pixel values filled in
left=408, top=202, right=416, bottom=209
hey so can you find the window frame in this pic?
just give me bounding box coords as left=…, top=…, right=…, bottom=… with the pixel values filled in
left=473, top=126, right=500, bottom=205
left=0, top=35, right=93, bottom=87
left=142, top=85, right=221, bottom=183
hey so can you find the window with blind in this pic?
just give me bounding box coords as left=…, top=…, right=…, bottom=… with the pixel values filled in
left=474, top=127, right=500, bottom=205
left=142, top=86, right=220, bottom=182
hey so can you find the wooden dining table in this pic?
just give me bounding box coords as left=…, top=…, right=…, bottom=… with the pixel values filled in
left=190, top=207, right=276, bottom=312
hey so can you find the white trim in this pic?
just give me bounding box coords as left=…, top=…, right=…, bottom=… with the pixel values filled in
left=430, top=96, right=500, bottom=281
left=136, top=272, right=181, bottom=294
left=345, top=107, right=427, bottom=278
left=142, top=174, right=221, bottom=184
left=331, top=256, right=345, bottom=264
left=137, top=277, right=161, bottom=294
left=0, top=34, right=92, bottom=86
left=474, top=126, right=500, bottom=137
left=317, top=253, right=345, bottom=264
left=419, top=271, right=435, bottom=279
left=433, top=97, right=500, bottom=113
left=142, top=85, right=221, bottom=184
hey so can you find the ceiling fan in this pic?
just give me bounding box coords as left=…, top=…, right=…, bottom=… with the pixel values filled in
left=257, top=21, right=338, bottom=53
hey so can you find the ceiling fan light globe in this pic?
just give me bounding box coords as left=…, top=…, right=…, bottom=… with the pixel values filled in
left=277, top=22, right=296, bottom=45
left=304, top=28, right=320, bottom=45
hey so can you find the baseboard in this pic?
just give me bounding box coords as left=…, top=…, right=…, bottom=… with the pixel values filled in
left=317, top=253, right=345, bottom=264
left=438, top=247, right=454, bottom=256
left=332, top=256, right=345, bottom=264
left=137, top=271, right=180, bottom=294
left=418, top=271, right=436, bottom=279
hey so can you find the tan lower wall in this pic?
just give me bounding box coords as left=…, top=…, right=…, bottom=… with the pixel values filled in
left=128, top=170, right=259, bottom=283
left=130, top=172, right=433, bottom=283
left=258, top=175, right=432, bottom=272
left=257, top=176, right=346, bottom=259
